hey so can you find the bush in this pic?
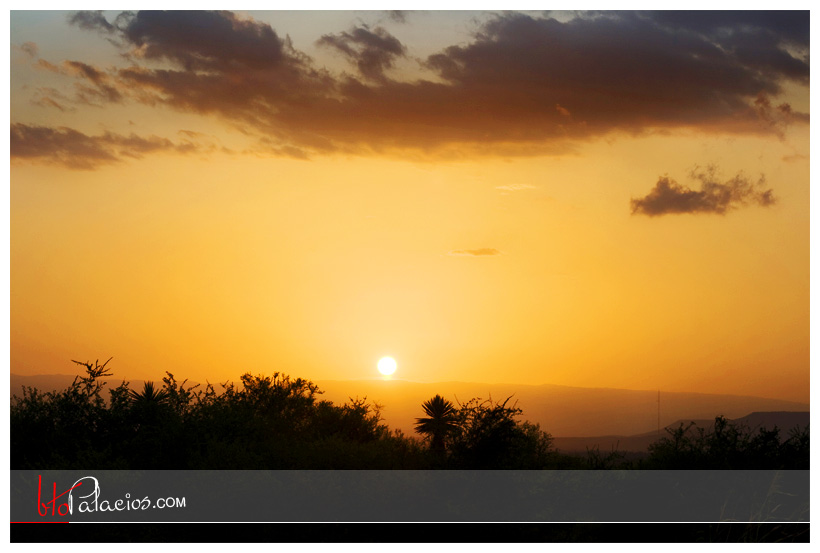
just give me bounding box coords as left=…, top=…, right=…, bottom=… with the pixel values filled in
left=11, top=359, right=428, bottom=470
left=446, top=396, right=555, bottom=469
left=645, top=416, right=809, bottom=469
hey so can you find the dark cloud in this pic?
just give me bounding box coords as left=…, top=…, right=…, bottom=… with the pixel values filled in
left=107, top=11, right=331, bottom=127
left=119, top=10, right=297, bottom=72
left=10, top=123, right=202, bottom=169
left=317, top=25, right=406, bottom=80
left=386, top=11, right=408, bottom=24
left=631, top=167, right=776, bottom=216
left=64, top=61, right=123, bottom=103
left=753, top=93, right=807, bottom=137
left=30, top=11, right=813, bottom=160
left=448, top=248, right=502, bottom=257
left=30, top=59, right=124, bottom=106
left=646, top=11, right=809, bottom=52
left=424, top=13, right=806, bottom=135
left=69, top=10, right=116, bottom=33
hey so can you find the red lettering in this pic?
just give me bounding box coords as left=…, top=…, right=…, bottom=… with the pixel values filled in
left=36, top=475, right=83, bottom=517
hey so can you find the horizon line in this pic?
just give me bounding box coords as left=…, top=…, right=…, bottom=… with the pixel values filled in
left=9, top=372, right=811, bottom=406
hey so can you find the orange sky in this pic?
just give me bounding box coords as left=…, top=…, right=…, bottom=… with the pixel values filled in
left=8, top=9, right=811, bottom=403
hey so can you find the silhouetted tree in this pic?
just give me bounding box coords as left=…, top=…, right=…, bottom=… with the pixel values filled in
left=414, top=394, right=459, bottom=455
left=129, top=381, right=170, bottom=404
left=448, top=396, right=554, bottom=469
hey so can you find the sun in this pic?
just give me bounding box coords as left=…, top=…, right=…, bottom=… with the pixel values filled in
left=377, top=356, right=397, bottom=376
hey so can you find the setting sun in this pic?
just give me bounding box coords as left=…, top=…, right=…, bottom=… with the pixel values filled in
left=378, top=357, right=398, bottom=376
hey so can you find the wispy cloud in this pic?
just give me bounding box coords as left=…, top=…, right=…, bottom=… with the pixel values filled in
left=447, top=248, right=502, bottom=257
left=385, top=11, right=408, bottom=24
left=631, top=167, right=776, bottom=216
left=495, top=184, right=538, bottom=192
left=18, top=41, right=39, bottom=58
left=68, top=10, right=116, bottom=33
left=10, top=123, right=204, bottom=169
left=317, top=24, right=406, bottom=81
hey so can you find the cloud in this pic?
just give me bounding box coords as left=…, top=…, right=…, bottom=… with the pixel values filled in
left=647, top=11, right=809, bottom=76
left=64, top=61, right=123, bottom=103
left=782, top=153, right=807, bottom=163
left=386, top=11, right=408, bottom=24
left=30, top=59, right=124, bottom=106
left=631, top=167, right=776, bottom=216
left=10, top=123, right=203, bottom=169
left=495, top=184, right=537, bottom=191
left=28, top=10, right=808, bottom=161
left=317, top=25, right=406, bottom=80
left=33, top=58, right=62, bottom=73
left=448, top=248, right=502, bottom=256
left=117, top=11, right=298, bottom=72
left=30, top=87, right=75, bottom=112
left=753, top=93, right=807, bottom=137
left=424, top=12, right=806, bottom=136
left=19, top=42, right=39, bottom=58
left=68, top=10, right=116, bottom=33
left=32, top=95, right=71, bottom=112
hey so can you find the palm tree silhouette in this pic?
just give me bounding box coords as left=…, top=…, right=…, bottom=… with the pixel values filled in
left=129, top=381, right=169, bottom=404
left=415, top=394, right=459, bottom=454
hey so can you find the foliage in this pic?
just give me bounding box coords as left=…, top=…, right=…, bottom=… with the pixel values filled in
left=413, top=394, right=555, bottom=469
left=10, top=359, right=428, bottom=470
left=414, top=394, right=459, bottom=455
left=11, top=359, right=809, bottom=471
left=585, top=443, right=627, bottom=470
left=644, top=416, right=809, bottom=469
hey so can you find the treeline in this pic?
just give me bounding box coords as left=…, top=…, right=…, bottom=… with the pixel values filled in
left=10, top=360, right=809, bottom=470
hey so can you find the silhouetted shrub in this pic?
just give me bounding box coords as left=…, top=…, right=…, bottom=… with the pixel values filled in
left=13, top=360, right=808, bottom=471
left=645, top=416, right=809, bottom=469
left=445, top=396, right=555, bottom=469
left=11, top=360, right=428, bottom=469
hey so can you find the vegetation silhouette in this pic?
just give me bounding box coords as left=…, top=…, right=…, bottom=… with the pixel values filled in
left=129, top=381, right=170, bottom=404
left=445, top=395, right=555, bottom=469
left=642, top=415, right=809, bottom=469
left=9, top=358, right=809, bottom=470
left=414, top=394, right=459, bottom=457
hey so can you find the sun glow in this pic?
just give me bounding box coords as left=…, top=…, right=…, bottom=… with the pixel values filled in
left=377, top=356, right=397, bottom=376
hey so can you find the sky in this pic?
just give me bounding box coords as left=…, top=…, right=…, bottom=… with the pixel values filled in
left=7, top=7, right=811, bottom=403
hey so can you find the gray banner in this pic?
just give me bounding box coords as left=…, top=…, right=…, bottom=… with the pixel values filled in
left=10, top=470, right=809, bottom=523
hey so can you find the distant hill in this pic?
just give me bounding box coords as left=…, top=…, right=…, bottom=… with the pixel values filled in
left=733, top=411, right=810, bottom=433
left=11, top=374, right=809, bottom=439
left=550, top=434, right=659, bottom=456
left=631, top=418, right=717, bottom=438
left=313, top=379, right=808, bottom=437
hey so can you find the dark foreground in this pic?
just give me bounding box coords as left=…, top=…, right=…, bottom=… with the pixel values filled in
left=11, top=522, right=810, bottom=543
left=11, top=360, right=809, bottom=470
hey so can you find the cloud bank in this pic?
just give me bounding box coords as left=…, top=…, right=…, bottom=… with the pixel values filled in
left=12, top=10, right=810, bottom=166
